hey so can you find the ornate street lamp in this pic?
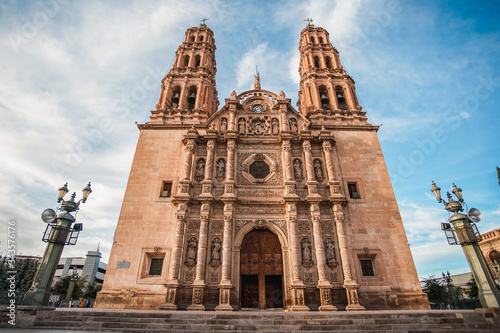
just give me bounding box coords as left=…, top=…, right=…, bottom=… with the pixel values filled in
left=64, top=270, right=80, bottom=308
left=22, top=182, right=92, bottom=306
left=431, top=181, right=500, bottom=308
left=442, top=271, right=460, bottom=309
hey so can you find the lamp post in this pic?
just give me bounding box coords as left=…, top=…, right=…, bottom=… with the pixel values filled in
left=64, top=269, right=80, bottom=308
left=442, top=271, right=460, bottom=309
left=431, top=181, right=500, bottom=308
left=22, top=182, right=92, bottom=306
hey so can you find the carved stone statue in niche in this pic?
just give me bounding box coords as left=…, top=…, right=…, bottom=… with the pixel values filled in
left=271, top=118, right=279, bottom=135
left=301, top=238, right=314, bottom=269
left=289, top=118, right=298, bottom=134
left=220, top=118, right=227, bottom=133
left=293, top=159, right=303, bottom=182
left=313, top=159, right=324, bottom=182
left=238, top=118, right=246, bottom=134
left=209, top=237, right=221, bottom=268
left=185, top=237, right=198, bottom=268
left=216, top=158, right=225, bottom=182
left=324, top=238, right=338, bottom=268
left=195, top=159, right=205, bottom=182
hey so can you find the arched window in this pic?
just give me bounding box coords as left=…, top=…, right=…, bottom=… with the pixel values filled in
left=194, top=55, right=201, bottom=68
left=314, top=56, right=320, bottom=69
left=335, top=86, right=347, bottom=110
left=199, top=35, right=204, bottom=42
left=184, top=55, right=190, bottom=67
left=319, top=86, right=330, bottom=110
left=187, top=87, right=197, bottom=109
left=319, top=37, right=324, bottom=44
left=310, top=36, right=315, bottom=44
left=325, top=56, right=332, bottom=69
left=190, top=36, right=195, bottom=42
left=171, top=87, right=181, bottom=108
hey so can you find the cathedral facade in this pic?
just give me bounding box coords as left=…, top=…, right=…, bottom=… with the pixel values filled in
left=95, top=23, right=429, bottom=311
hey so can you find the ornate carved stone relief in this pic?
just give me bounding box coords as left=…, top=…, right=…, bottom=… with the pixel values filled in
left=236, top=206, right=286, bottom=215
left=210, top=220, right=224, bottom=234
left=304, top=272, right=314, bottom=284
left=211, top=205, right=224, bottom=215
left=237, top=152, right=282, bottom=185
left=329, top=271, right=339, bottom=283
left=209, top=272, right=219, bottom=284
left=187, top=220, right=200, bottom=233
left=184, top=271, right=194, bottom=283
left=247, top=116, right=270, bottom=135
left=234, top=219, right=287, bottom=235
left=320, top=220, right=334, bottom=234
left=297, top=220, right=311, bottom=235
left=237, top=189, right=283, bottom=198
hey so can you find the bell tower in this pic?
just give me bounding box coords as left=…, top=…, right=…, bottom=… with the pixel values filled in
left=297, top=23, right=365, bottom=123
left=151, top=23, right=219, bottom=125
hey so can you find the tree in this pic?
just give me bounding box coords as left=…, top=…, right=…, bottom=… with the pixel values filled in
left=466, top=277, right=479, bottom=299
left=0, top=256, right=39, bottom=304
left=83, top=280, right=102, bottom=300
left=422, top=275, right=449, bottom=308
left=52, top=275, right=85, bottom=299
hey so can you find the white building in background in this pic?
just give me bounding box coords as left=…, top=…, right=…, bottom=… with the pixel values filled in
left=54, top=250, right=107, bottom=284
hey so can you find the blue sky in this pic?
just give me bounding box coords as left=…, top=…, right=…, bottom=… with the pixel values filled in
left=0, top=0, right=499, bottom=280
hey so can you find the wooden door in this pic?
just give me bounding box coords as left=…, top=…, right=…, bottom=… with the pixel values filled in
left=240, top=229, right=283, bottom=309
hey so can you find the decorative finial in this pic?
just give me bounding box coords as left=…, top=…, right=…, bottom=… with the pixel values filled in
left=304, top=18, right=313, bottom=26
left=254, top=66, right=261, bottom=90
left=201, top=17, right=209, bottom=25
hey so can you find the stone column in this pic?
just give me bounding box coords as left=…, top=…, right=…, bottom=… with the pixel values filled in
left=282, top=140, right=293, bottom=182
left=188, top=203, right=211, bottom=310
left=195, top=82, right=203, bottom=110
left=181, top=139, right=195, bottom=181
left=327, top=82, right=339, bottom=110
left=309, top=79, right=321, bottom=110
left=160, top=203, right=188, bottom=310
left=309, top=204, right=337, bottom=311
left=282, top=140, right=297, bottom=198
left=216, top=203, right=234, bottom=311
left=178, top=79, right=188, bottom=110
left=343, top=82, right=355, bottom=110
left=322, top=140, right=342, bottom=198
left=333, top=204, right=365, bottom=311
left=200, top=139, right=215, bottom=197
left=286, top=203, right=309, bottom=311
left=223, top=139, right=236, bottom=198
left=302, top=141, right=320, bottom=198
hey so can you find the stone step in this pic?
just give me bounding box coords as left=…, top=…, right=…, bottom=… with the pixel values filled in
left=6, top=307, right=499, bottom=333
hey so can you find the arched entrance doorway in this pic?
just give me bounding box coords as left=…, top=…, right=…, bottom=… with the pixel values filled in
left=240, top=229, right=283, bottom=309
